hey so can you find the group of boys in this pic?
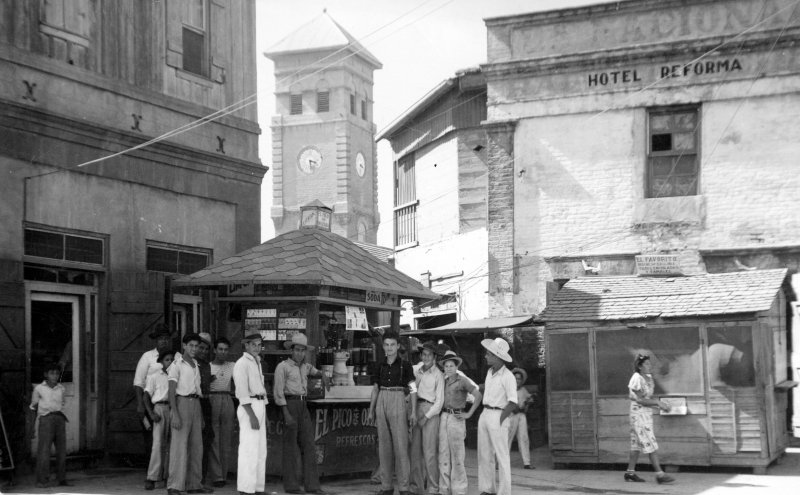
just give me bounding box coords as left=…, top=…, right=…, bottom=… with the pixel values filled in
left=133, top=327, right=236, bottom=494
left=370, top=331, right=531, bottom=495
left=132, top=326, right=330, bottom=495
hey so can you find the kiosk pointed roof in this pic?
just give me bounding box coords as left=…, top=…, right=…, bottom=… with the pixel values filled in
left=174, top=228, right=435, bottom=300
left=264, top=11, right=382, bottom=69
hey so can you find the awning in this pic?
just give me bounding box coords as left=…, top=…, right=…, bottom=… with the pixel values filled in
left=402, top=315, right=539, bottom=336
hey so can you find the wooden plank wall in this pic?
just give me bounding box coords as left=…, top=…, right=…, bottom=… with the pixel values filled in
left=549, top=391, right=595, bottom=454
left=0, top=260, right=29, bottom=459
left=106, top=271, right=166, bottom=455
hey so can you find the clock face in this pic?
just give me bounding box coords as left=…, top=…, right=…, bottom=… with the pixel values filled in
left=297, top=146, right=322, bottom=175
left=355, top=152, right=366, bottom=177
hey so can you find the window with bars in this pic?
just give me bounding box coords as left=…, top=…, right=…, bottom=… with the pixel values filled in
left=24, top=228, right=104, bottom=265
left=647, top=106, right=700, bottom=198
left=350, top=94, right=356, bottom=115
left=393, top=154, right=417, bottom=247
left=317, top=91, right=329, bottom=113
left=146, top=243, right=211, bottom=275
left=291, top=94, right=303, bottom=115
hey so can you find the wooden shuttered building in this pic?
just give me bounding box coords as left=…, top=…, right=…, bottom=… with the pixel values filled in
left=542, top=269, right=793, bottom=473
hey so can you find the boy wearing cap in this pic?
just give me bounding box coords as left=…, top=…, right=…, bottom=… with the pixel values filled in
left=167, top=333, right=210, bottom=494
left=369, top=329, right=418, bottom=495
left=410, top=341, right=445, bottom=495
left=438, top=351, right=482, bottom=495
left=144, top=349, right=175, bottom=490
left=478, top=338, right=517, bottom=495
left=508, top=368, right=533, bottom=470
left=233, top=332, right=268, bottom=495
left=273, top=333, right=330, bottom=494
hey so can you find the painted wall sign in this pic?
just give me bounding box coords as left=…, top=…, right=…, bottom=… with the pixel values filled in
left=635, top=255, right=683, bottom=276
left=365, top=290, right=395, bottom=306
left=587, top=58, right=742, bottom=87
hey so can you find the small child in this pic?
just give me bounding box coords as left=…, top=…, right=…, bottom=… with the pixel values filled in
left=144, top=349, right=175, bottom=490
left=508, top=368, right=534, bottom=469
left=438, top=351, right=482, bottom=495
left=30, top=363, right=70, bottom=488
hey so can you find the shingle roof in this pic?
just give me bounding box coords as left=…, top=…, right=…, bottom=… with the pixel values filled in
left=353, top=242, right=394, bottom=264
left=263, top=12, right=382, bottom=69
left=173, top=228, right=436, bottom=300
left=541, top=269, right=787, bottom=322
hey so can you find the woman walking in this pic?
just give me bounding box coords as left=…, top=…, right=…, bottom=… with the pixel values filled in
left=624, top=354, right=675, bottom=484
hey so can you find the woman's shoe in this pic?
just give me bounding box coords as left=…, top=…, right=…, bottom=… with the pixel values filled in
left=624, top=472, right=646, bottom=482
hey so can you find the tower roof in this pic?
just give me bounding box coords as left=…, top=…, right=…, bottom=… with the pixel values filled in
left=264, top=11, right=382, bottom=69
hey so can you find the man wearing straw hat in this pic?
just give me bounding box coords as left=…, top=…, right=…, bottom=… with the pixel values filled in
left=232, top=332, right=268, bottom=495
left=508, top=367, right=534, bottom=470
left=273, top=333, right=330, bottom=494
left=478, top=338, right=517, bottom=495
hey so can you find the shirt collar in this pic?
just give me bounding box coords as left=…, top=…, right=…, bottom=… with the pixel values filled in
left=243, top=352, right=261, bottom=364
left=489, top=366, right=508, bottom=377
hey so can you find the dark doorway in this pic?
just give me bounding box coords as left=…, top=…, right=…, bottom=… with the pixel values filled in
left=30, top=301, right=73, bottom=383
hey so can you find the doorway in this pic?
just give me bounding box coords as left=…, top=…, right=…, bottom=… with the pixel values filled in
left=28, top=294, right=81, bottom=454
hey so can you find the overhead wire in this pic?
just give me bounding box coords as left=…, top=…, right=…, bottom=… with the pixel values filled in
left=61, top=0, right=454, bottom=171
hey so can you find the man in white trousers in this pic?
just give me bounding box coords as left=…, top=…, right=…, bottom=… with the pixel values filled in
left=477, top=338, right=517, bottom=495
left=232, top=332, right=268, bottom=495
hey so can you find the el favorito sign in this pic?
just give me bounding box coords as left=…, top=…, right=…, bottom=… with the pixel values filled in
left=635, top=255, right=683, bottom=276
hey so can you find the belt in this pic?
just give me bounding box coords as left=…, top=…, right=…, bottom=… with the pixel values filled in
left=178, top=394, right=200, bottom=399
left=443, top=408, right=463, bottom=415
left=285, top=394, right=306, bottom=401
left=250, top=395, right=266, bottom=400
left=484, top=405, right=503, bottom=410
left=418, top=398, right=433, bottom=404
left=380, top=386, right=405, bottom=391
left=154, top=401, right=169, bottom=405
left=208, top=391, right=230, bottom=395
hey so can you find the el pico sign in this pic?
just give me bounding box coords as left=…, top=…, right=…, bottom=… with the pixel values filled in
left=635, top=255, right=683, bottom=276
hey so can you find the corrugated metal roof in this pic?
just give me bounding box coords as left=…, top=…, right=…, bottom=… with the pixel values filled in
left=541, top=269, right=787, bottom=322
left=264, top=11, right=381, bottom=68
left=173, top=228, right=436, bottom=300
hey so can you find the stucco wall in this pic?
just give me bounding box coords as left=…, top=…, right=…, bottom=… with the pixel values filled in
left=23, top=170, right=237, bottom=271
left=396, top=227, right=489, bottom=328
left=484, top=0, right=800, bottom=316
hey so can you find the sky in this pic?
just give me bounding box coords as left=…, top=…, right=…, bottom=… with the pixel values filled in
left=254, top=0, right=611, bottom=244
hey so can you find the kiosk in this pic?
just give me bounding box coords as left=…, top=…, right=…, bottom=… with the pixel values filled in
left=542, top=268, right=794, bottom=473
left=172, top=202, right=437, bottom=476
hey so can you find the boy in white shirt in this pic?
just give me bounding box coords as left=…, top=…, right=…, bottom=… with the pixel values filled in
left=30, top=363, right=70, bottom=488
left=144, top=350, right=175, bottom=490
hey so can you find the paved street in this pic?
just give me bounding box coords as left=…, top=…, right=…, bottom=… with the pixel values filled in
left=4, top=444, right=800, bottom=495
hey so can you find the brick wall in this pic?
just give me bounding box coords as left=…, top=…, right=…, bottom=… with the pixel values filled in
left=485, top=120, right=516, bottom=318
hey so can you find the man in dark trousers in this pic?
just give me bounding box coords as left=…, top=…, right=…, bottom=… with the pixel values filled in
left=369, top=329, right=418, bottom=495
left=196, top=333, right=214, bottom=488
left=273, top=333, right=330, bottom=494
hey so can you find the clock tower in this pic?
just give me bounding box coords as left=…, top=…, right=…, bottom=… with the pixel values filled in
left=265, top=11, right=382, bottom=242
